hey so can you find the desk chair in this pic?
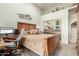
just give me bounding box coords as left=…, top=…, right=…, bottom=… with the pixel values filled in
left=4, top=29, right=25, bottom=55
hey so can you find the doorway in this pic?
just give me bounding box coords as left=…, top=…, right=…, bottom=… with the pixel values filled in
left=68, top=8, right=77, bottom=44
left=71, top=22, right=77, bottom=44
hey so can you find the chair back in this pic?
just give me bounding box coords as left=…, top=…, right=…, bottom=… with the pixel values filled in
left=16, top=29, right=25, bottom=42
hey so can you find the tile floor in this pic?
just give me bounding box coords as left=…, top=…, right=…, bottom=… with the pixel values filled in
left=21, top=43, right=77, bottom=56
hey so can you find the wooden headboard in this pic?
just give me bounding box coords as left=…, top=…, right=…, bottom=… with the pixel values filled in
left=17, top=22, right=36, bottom=31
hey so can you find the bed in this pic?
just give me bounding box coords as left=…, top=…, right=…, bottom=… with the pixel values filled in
left=17, top=22, right=60, bottom=55
left=22, top=33, right=59, bottom=56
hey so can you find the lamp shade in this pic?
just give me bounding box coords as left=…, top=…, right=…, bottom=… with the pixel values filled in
left=36, top=25, right=40, bottom=29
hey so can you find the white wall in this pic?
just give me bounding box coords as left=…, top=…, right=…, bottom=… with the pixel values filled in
left=0, top=3, right=42, bottom=28
left=41, top=9, right=69, bottom=44
left=69, top=8, right=77, bottom=24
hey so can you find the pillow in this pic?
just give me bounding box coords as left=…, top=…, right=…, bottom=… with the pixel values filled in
left=29, top=29, right=38, bottom=34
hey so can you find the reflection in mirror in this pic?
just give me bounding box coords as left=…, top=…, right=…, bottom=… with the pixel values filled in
left=43, top=19, right=61, bottom=34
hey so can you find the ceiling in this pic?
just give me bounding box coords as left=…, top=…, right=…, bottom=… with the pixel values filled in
left=34, top=3, right=59, bottom=11
left=34, top=3, right=75, bottom=11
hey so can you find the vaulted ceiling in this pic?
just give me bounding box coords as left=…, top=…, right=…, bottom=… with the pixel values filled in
left=34, top=3, right=75, bottom=11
